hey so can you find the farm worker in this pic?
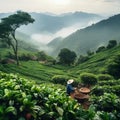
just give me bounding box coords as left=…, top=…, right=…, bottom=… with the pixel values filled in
left=66, top=79, right=75, bottom=97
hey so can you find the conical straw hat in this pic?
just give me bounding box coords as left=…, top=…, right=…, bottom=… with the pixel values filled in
left=67, top=79, right=74, bottom=84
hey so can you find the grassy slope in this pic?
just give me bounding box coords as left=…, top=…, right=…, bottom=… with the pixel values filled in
left=0, top=47, right=37, bottom=60
left=0, top=61, right=72, bottom=83
left=0, top=45, right=120, bottom=83
left=70, top=45, right=120, bottom=75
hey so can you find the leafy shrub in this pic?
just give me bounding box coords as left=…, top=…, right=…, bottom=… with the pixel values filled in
left=51, top=75, right=69, bottom=85
left=94, top=111, right=117, bottom=120
left=97, top=74, right=113, bottom=81
left=96, top=46, right=106, bottom=53
left=98, top=79, right=120, bottom=86
left=92, top=85, right=120, bottom=97
left=112, top=85, right=120, bottom=96
left=107, top=54, right=120, bottom=79
left=77, top=55, right=89, bottom=64
left=19, top=53, right=37, bottom=61
left=106, top=40, right=117, bottom=49
left=87, top=50, right=94, bottom=56
left=5, top=52, right=15, bottom=59
left=91, top=86, right=104, bottom=96
left=91, top=93, right=120, bottom=112
left=80, top=73, right=98, bottom=87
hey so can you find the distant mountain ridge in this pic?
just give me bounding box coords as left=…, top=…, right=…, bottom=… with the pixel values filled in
left=0, top=11, right=102, bottom=35
left=0, top=11, right=104, bottom=55
left=48, top=14, right=120, bottom=57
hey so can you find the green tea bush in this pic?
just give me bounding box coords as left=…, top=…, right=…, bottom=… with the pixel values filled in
left=92, top=85, right=120, bottom=96
left=98, top=79, right=120, bottom=86
left=51, top=75, right=69, bottom=85
left=94, top=111, right=117, bottom=120
left=91, top=86, right=104, bottom=96
left=97, top=74, right=113, bottom=81
left=80, top=72, right=98, bottom=87
left=107, top=54, right=120, bottom=79
left=0, top=71, right=84, bottom=120
left=1, top=71, right=120, bottom=120
left=91, top=93, right=120, bottom=112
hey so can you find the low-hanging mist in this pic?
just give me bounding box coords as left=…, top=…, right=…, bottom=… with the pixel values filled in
left=31, top=20, right=100, bottom=44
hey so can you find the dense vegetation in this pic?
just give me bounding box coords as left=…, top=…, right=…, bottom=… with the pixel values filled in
left=0, top=71, right=120, bottom=120
left=0, top=44, right=120, bottom=119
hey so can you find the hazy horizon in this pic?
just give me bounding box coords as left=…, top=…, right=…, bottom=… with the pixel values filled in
left=0, top=0, right=120, bottom=16
left=0, top=0, right=120, bottom=45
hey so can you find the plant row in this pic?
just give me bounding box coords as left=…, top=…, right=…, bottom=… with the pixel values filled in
left=0, top=71, right=119, bottom=120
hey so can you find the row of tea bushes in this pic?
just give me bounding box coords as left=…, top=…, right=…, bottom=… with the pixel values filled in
left=0, top=71, right=119, bottom=120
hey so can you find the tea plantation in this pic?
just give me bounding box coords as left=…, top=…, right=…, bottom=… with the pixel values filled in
left=0, top=44, right=120, bottom=119
left=0, top=71, right=120, bottom=120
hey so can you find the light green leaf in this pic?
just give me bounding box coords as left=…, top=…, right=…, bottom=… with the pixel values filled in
left=55, top=105, right=64, bottom=116
left=5, top=106, right=17, bottom=115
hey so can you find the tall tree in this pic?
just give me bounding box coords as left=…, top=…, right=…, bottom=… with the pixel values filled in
left=0, top=11, right=34, bottom=65
left=107, top=40, right=117, bottom=49
left=58, top=48, right=77, bottom=66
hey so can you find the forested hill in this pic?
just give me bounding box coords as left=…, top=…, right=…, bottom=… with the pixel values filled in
left=49, top=14, right=120, bottom=57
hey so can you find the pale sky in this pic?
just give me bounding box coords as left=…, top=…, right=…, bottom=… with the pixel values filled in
left=0, top=0, right=120, bottom=16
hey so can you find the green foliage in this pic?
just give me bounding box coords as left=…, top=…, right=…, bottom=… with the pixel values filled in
left=91, top=86, right=104, bottom=96
left=80, top=72, right=98, bottom=86
left=36, top=51, right=47, bottom=61
left=0, top=11, right=35, bottom=65
left=0, top=71, right=120, bottom=119
left=0, top=71, right=108, bottom=120
left=96, top=46, right=106, bottom=53
left=107, top=54, right=120, bottom=79
left=0, top=40, right=9, bottom=48
left=77, top=55, right=89, bottom=64
left=0, top=61, right=72, bottom=82
left=97, top=74, right=113, bottom=81
left=51, top=75, right=69, bottom=85
left=98, top=79, right=120, bottom=86
left=36, top=51, right=55, bottom=65
left=94, top=111, right=117, bottom=120
left=58, top=48, right=77, bottom=66
left=0, top=71, right=81, bottom=119
left=107, top=40, right=117, bottom=49
left=92, top=85, right=120, bottom=96
left=87, top=50, right=94, bottom=56
left=19, top=53, right=37, bottom=61
left=91, top=93, right=120, bottom=112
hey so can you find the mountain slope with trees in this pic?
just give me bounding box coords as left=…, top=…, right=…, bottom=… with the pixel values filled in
left=49, top=14, right=120, bottom=57
left=1, top=42, right=120, bottom=82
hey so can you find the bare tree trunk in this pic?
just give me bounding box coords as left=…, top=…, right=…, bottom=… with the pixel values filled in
left=11, top=31, right=19, bottom=66
left=10, top=42, right=19, bottom=66
left=15, top=39, right=19, bottom=66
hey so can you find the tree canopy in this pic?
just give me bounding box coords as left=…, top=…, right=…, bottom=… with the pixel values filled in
left=107, top=40, right=117, bottom=49
left=58, top=48, right=77, bottom=66
left=0, top=11, right=35, bottom=65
